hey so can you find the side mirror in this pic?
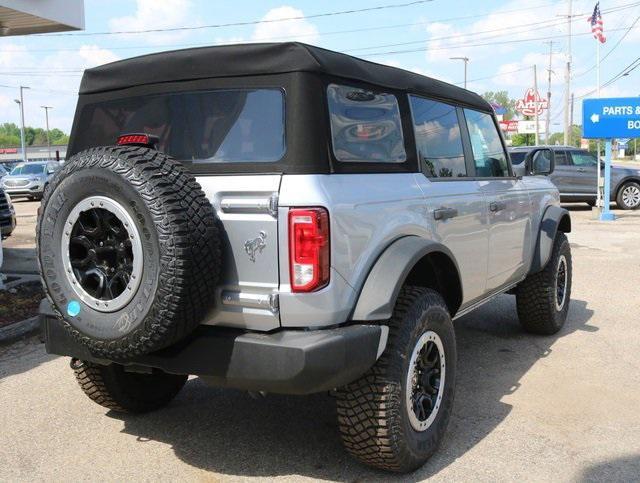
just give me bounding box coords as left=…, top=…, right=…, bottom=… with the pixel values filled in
left=525, top=148, right=555, bottom=176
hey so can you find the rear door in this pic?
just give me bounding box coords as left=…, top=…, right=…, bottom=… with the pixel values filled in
left=568, top=150, right=599, bottom=196
left=462, top=108, right=531, bottom=292
left=409, top=95, right=489, bottom=303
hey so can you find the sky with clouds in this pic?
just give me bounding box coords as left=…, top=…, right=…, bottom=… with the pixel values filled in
left=1, top=0, right=639, bottom=136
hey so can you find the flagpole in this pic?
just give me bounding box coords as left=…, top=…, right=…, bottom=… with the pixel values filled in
left=596, top=34, right=602, bottom=208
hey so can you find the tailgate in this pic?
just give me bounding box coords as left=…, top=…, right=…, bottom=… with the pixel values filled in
left=196, top=174, right=281, bottom=331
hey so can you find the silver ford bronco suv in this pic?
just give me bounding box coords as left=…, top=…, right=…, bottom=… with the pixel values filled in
left=38, top=43, right=572, bottom=473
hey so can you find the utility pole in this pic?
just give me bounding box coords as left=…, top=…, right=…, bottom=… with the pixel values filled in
left=15, top=86, right=29, bottom=163
left=534, top=64, right=540, bottom=145
left=41, top=106, right=53, bottom=160
left=544, top=40, right=554, bottom=144
left=569, top=92, right=575, bottom=141
left=563, top=0, right=573, bottom=145
left=450, top=56, right=469, bottom=88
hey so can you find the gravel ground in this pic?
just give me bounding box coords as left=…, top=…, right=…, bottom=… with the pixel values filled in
left=1, top=204, right=639, bottom=482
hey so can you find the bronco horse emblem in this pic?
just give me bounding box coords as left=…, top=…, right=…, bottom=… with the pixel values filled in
left=244, top=231, right=267, bottom=262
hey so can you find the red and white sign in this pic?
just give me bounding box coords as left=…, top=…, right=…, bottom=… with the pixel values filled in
left=515, top=88, right=548, bottom=117
left=499, top=120, right=519, bottom=132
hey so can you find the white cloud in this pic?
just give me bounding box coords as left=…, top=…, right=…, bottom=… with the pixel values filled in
left=108, top=0, right=196, bottom=44
left=77, top=45, right=120, bottom=68
left=377, top=58, right=452, bottom=83
left=0, top=43, right=120, bottom=133
left=251, top=6, right=319, bottom=43
left=421, top=0, right=568, bottom=62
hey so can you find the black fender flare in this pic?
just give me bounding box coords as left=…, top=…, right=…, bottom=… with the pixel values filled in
left=350, top=236, right=460, bottom=321
left=529, top=205, right=571, bottom=274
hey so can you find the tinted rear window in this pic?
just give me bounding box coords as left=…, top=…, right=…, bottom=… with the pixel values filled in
left=72, top=89, right=285, bottom=163
left=509, top=151, right=527, bottom=165
left=327, top=84, right=406, bottom=163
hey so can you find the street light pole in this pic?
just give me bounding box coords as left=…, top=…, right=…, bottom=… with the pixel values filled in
left=15, top=86, right=29, bottom=163
left=563, top=0, right=573, bottom=146
left=41, top=106, right=53, bottom=160
left=450, top=56, right=469, bottom=88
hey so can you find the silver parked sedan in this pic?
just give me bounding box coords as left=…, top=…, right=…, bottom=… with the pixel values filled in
left=2, top=161, right=60, bottom=200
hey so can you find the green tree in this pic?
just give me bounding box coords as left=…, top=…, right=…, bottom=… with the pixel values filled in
left=548, top=125, right=582, bottom=147
left=0, top=122, right=69, bottom=147
left=481, top=91, right=517, bottom=120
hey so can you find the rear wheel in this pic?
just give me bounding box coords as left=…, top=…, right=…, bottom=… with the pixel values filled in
left=616, top=181, right=640, bottom=210
left=72, top=359, right=187, bottom=413
left=335, top=287, right=456, bottom=473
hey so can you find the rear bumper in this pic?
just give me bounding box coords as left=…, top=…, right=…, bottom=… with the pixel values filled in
left=40, top=300, right=388, bottom=395
left=4, top=186, right=42, bottom=197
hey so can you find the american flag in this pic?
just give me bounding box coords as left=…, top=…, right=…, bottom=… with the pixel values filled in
left=589, top=2, right=606, bottom=43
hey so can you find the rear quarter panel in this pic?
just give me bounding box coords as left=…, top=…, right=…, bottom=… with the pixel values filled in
left=278, top=173, right=433, bottom=328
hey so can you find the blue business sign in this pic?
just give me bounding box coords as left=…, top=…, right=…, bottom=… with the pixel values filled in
left=582, top=97, right=640, bottom=139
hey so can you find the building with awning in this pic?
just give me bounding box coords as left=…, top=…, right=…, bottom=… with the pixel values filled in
left=0, top=0, right=84, bottom=36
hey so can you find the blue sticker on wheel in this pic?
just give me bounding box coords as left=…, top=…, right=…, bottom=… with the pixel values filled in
left=67, top=300, right=81, bottom=317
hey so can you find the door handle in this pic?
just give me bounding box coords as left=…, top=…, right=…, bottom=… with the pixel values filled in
left=577, top=167, right=586, bottom=172
left=489, top=201, right=507, bottom=212
left=433, top=207, right=458, bottom=220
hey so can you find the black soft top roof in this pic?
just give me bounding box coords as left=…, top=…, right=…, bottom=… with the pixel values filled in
left=79, top=42, right=490, bottom=111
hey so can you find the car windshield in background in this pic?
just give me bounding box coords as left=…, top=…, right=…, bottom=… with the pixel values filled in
left=0, top=165, right=7, bottom=176
left=509, top=151, right=526, bottom=165
left=327, top=84, right=406, bottom=163
left=73, top=88, right=286, bottom=164
left=10, top=164, right=45, bottom=175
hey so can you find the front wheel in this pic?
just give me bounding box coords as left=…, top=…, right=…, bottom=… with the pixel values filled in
left=516, top=232, right=572, bottom=335
left=335, top=287, right=457, bottom=473
left=616, top=181, right=640, bottom=210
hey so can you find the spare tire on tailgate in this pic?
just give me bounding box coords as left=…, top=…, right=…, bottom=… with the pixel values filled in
left=37, top=146, right=221, bottom=359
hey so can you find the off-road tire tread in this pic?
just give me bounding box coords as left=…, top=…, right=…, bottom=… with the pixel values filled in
left=516, top=232, right=571, bottom=335
left=335, top=287, right=454, bottom=473
left=73, top=360, right=187, bottom=413
left=37, top=146, right=221, bottom=359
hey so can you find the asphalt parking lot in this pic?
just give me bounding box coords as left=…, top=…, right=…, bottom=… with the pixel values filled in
left=1, top=200, right=639, bottom=482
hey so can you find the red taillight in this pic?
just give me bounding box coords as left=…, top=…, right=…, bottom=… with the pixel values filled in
left=288, top=208, right=330, bottom=293
left=117, top=133, right=156, bottom=146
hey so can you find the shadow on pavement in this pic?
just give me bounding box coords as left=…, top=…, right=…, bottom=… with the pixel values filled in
left=112, top=295, right=596, bottom=480
left=0, top=247, right=38, bottom=274
left=0, top=336, right=56, bottom=382
left=579, top=454, right=640, bottom=482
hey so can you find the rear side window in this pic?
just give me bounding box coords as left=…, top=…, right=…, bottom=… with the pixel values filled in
left=555, top=151, right=569, bottom=165
left=409, top=96, right=466, bottom=178
left=72, top=89, right=285, bottom=164
left=463, top=109, right=510, bottom=178
left=327, top=84, right=406, bottom=163
left=509, top=151, right=526, bottom=165
left=570, top=151, right=598, bottom=166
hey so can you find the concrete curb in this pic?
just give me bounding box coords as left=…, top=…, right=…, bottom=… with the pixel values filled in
left=0, top=315, right=40, bottom=344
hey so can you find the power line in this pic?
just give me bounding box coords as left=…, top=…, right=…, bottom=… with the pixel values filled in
left=575, top=55, right=640, bottom=99
left=359, top=24, right=640, bottom=57
left=5, top=15, right=574, bottom=73
left=0, top=83, right=76, bottom=95
left=34, top=0, right=436, bottom=37
left=348, top=16, right=571, bottom=53
left=7, top=21, right=640, bottom=76
left=0, top=1, right=560, bottom=53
